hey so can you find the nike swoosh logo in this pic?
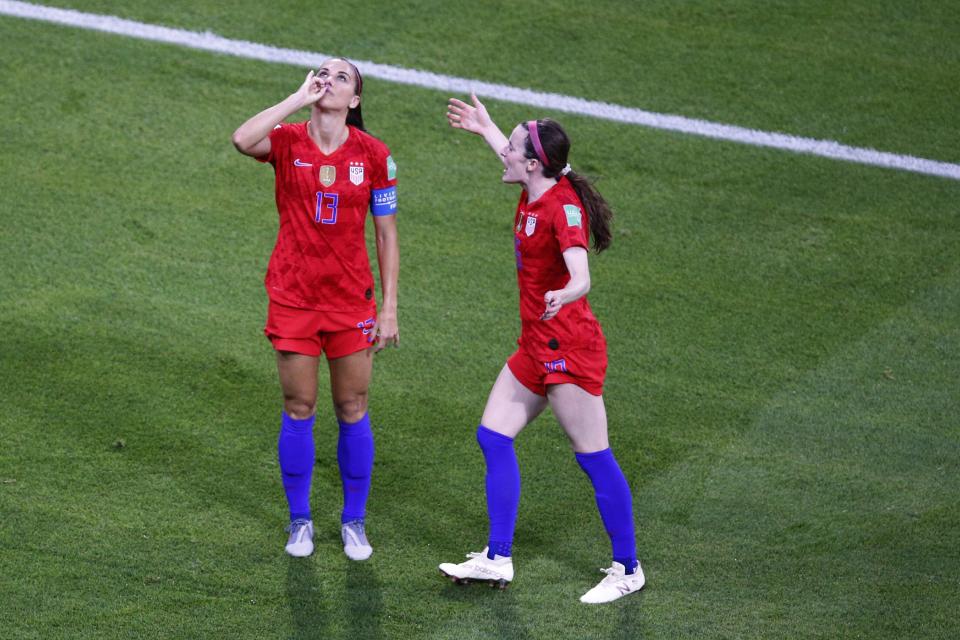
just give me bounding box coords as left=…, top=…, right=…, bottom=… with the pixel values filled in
left=294, top=159, right=313, bottom=167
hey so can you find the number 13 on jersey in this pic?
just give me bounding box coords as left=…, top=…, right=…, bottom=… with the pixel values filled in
left=315, top=191, right=339, bottom=224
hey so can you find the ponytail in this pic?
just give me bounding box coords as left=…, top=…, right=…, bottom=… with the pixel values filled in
left=347, top=102, right=365, bottom=131
left=523, top=119, right=614, bottom=253
left=565, top=171, right=613, bottom=253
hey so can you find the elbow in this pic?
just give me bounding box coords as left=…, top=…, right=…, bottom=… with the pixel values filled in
left=231, top=130, right=247, bottom=154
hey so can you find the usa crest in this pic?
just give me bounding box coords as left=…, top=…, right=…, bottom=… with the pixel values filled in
left=525, top=214, right=537, bottom=237
left=349, top=161, right=364, bottom=186
left=319, top=165, right=336, bottom=187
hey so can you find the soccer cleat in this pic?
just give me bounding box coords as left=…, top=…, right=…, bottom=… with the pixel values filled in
left=579, top=561, right=645, bottom=604
left=341, top=520, right=373, bottom=561
left=284, top=518, right=314, bottom=558
left=438, top=548, right=513, bottom=589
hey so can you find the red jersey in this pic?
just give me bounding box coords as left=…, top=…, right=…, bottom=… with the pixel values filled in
left=258, top=122, right=397, bottom=311
left=513, top=176, right=605, bottom=359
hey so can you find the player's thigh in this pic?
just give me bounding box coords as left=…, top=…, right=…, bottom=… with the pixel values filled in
left=547, top=383, right=609, bottom=453
left=327, top=348, right=374, bottom=421
left=480, top=364, right=549, bottom=438
left=276, top=351, right=320, bottom=417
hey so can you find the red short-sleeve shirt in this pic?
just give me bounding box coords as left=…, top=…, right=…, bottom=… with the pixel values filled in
left=259, top=122, right=397, bottom=311
left=513, top=176, right=605, bottom=359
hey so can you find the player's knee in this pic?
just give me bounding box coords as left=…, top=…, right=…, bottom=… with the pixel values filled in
left=283, top=395, right=316, bottom=420
left=333, top=394, right=368, bottom=423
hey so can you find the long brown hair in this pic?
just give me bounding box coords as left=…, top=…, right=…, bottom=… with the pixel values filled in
left=522, top=119, right=613, bottom=252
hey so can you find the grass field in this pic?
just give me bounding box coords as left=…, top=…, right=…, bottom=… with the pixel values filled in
left=1, top=1, right=959, bottom=638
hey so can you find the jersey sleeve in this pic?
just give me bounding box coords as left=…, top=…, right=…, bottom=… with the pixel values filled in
left=366, top=138, right=398, bottom=216
left=257, top=123, right=293, bottom=165
left=553, top=201, right=589, bottom=251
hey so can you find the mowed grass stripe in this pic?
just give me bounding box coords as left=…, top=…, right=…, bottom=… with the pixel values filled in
left=1, top=8, right=959, bottom=640
left=637, top=269, right=960, bottom=637
left=2, top=0, right=959, bottom=180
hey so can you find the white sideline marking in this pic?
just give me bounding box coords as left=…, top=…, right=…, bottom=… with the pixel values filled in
left=2, top=0, right=958, bottom=181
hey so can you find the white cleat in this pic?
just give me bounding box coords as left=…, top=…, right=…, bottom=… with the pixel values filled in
left=579, top=561, right=645, bottom=604
left=438, top=548, right=514, bottom=589
left=341, top=520, right=373, bottom=561
left=284, top=519, right=314, bottom=558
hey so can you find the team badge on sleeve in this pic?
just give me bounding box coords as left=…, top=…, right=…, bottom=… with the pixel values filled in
left=349, top=161, right=364, bottom=185
left=525, top=214, right=537, bottom=236
left=563, top=204, right=582, bottom=227
left=319, top=165, right=336, bottom=187
left=386, top=155, right=397, bottom=180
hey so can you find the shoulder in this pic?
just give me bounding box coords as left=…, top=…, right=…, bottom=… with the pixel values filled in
left=543, top=179, right=588, bottom=238
left=543, top=179, right=583, bottom=218
left=351, top=127, right=391, bottom=157
left=352, top=128, right=396, bottom=184
left=271, top=121, right=308, bottom=145
left=556, top=177, right=583, bottom=207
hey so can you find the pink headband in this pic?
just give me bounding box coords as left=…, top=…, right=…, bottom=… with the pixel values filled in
left=527, top=120, right=549, bottom=167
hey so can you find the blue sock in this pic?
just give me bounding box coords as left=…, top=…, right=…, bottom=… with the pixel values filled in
left=337, top=413, right=375, bottom=524
left=278, top=412, right=315, bottom=522
left=576, top=449, right=638, bottom=574
left=477, top=426, right=520, bottom=559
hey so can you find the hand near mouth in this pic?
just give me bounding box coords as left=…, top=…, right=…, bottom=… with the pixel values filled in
left=296, top=70, right=328, bottom=107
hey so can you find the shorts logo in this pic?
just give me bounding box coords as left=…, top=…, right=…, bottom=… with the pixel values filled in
left=563, top=204, right=582, bottom=227
left=349, top=161, right=364, bottom=186
left=525, top=214, right=537, bottom=237
left=544, top=358, right=568, bottom=373
left=356, top=317, right=375, bottom=335
left=319, top=165, right=336, bottom=187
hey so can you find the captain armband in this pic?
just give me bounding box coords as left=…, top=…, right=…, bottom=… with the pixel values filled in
left=371, top=186, right=398, bottom=216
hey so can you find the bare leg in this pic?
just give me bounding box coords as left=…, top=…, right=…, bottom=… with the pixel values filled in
left=473, top=364, right=548, bottom=560
left=549, top=383, right=638, bottom=580
left=276, top=351, right=319, bottom=419
left=275, top=351, right=320, bottom=539
left=327, top=348, right=374, bottom=423
left=480, top=364, right=549, bottom=437
left=546, top=383, right=609, bottom=453
left=328, top=348, right=376, bottom=539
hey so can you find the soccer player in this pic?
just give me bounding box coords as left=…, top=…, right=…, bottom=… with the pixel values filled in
left=232, top=58, right=399, bottom=560
left=438, top=95, right=644, bottom=604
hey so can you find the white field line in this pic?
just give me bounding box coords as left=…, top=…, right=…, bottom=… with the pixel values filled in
left=3, top=0, right=959, bottom=181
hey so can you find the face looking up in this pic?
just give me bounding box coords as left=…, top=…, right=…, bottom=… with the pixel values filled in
left=315, top=58, right=361, bottom=111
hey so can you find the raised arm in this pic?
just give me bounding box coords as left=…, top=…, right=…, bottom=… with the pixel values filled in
left=446, top=93, right=509, bottom=166
left=231, top=70, right=328, bottom=157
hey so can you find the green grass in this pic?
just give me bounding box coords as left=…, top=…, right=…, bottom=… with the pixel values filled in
left=27, top=0, right=960, bottom=161
left=1, top=2, right=959, bottom=638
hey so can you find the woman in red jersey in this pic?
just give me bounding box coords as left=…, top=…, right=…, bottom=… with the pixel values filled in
left=438, top=95, right=644, bottom=604
left=232, top=58, right=398, bottom=561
